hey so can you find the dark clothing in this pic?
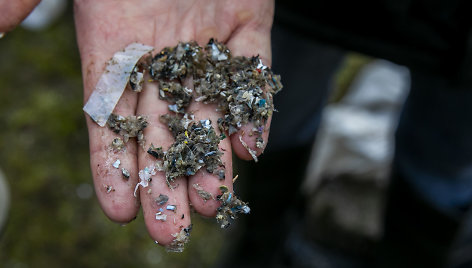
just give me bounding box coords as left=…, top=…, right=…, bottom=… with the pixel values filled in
left=268, top=26, right=344, bottom=151
left=271, top=0, right=472, bottom=216
left=275, top=0, right=472, bottom=81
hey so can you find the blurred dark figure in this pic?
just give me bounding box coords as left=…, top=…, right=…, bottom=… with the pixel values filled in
left=219, top=1, right=472, bottom=267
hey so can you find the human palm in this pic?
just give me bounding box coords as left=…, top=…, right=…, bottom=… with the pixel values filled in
left=74, top=0, right=274, bottom=245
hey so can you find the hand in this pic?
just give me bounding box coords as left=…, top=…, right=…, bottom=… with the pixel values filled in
left=0, top=0, right=41, bottom=33
left=74, top=0, right=274, bottom=245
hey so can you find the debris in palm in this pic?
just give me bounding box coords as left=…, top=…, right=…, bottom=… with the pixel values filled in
left=107, top=114, right=148, bottom=147
left=192, top=183, right=213, bottom=202
left=166, top=205, right=177, bottom=212
left=134, top=165, right=156, bottom=197
left=112, top=159, right=121, bottom=169
left=149, top=39, right=282, bottom=147
left=158, top=81, right=193, bottom=113
left=238, top=135, right=258, bottom=162
left=129, top=65, right=145, bottom=92
left=121, top=168, right=130, bottom=179
left=84, top=39, right=282, bottom=253
left=149, top=41, right=203, bottom=81
left=156, top=114, right=224, bottom=187
left=111, top=137, right=125, bottom=151
left=104, top=184, right=115, bottom=194
left=165, top=224, right=193, bottom=253
left=215, top=185, right=250, bottom=229
left=147, top=144, right=164, bottom=159
left=155, top=212, right=167, bottom=222
left=155, top=194, right=169, bottom=206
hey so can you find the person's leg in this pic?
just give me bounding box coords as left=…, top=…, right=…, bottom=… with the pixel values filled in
left=380, top=70, right=472, bottom=267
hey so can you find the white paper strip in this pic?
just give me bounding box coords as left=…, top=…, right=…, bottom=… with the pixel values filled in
left=83, top=43, right=154, bottom=126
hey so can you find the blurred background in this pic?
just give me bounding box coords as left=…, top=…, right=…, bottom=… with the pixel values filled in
left=3, top=0, right=458, bottom=267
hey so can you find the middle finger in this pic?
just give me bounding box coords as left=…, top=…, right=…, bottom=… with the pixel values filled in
left=137, top=78, right=191, bottom=245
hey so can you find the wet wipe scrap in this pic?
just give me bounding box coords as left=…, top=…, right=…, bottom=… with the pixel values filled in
left=83, top=39, right=282, bottom=252
left=83, top=43, right=153, bottom=126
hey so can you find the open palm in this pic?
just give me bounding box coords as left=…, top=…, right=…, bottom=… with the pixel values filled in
left=74, top=0, right=274, bottom=245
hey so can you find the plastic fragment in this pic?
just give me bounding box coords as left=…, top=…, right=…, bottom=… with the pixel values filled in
left=208, top=38, right=230, bottom=61
left=147, top=144, right=164, bottom=159
left=165, top=225, right=193, bottom=253
left=129, top=65, right=144, bottom=92
left=155, top=212, right=167, bottom=221
left=111, top=137, right=125, bottom=151
left=104, top=184, right=115, bottom=194
left=216, top=185, right=250, bottom=228
left=107, top=114, right=148, bottom=147
left=166, top=205, right=177, bottom=212
left=217, top=169, right=225, bottom=180
left=83, top=43, right=154, bottom=126
left=192, top=184, right=213, bottom=202
left=112, top=159, right=120, bottom=169
left=232, top=174, right=239, bottom=183
left=134, top=165, right=156, bottom=197
left=121, top=168, right=130, bottom=179
left=255, top=137, right=265, bottom=149
left=239, top=135, right=258, bottom=162
left=155, top=194, right=169, bottom=206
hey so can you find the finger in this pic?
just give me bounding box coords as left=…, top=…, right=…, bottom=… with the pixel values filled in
left=137, top=79, right=191, bottom=245
left=0, top=0, right=41, bottom=33
left=226, top=25, right=273, bottom=160
left=82, top=57, right=140, bottom=222
left=81, top=50, right=141, bottom=222
left=186, top=101, right=234, bottom=217
left=86, top=101, right=140, bottom=222
left=231, top=117, right=272, bottom=161
left=75, top=1, right=161, bottom=223
left=76, top=28, right=141, bottom=223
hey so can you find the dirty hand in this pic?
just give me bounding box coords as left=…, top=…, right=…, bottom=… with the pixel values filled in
left=74, top=0, right=274, bottom=245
